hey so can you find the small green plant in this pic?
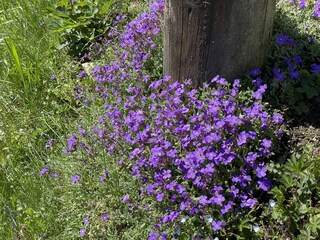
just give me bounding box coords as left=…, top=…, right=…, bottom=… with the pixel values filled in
left=46, top=0, right=130, bottom=59
left=260, top=147, right=320, bottom=239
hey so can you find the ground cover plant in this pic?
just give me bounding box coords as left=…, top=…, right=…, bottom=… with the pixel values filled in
left=0, top=0, right=320, bottom=239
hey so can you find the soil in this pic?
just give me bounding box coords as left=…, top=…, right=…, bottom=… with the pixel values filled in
left=290, top=125, right=320, bottom=157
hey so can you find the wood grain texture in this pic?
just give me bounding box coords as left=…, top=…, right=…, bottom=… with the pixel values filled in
left=164, top=0, right=276, bottom=88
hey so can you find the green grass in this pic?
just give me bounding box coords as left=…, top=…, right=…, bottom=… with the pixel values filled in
left=0, top=0, right=81, bottom=238
left=0, top=0, right=151, bottom=238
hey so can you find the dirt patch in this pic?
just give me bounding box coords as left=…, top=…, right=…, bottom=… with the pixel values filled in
left=290, top=125, right=320, bottom=157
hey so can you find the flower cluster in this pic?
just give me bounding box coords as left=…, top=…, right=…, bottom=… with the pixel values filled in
left=286, top=0, right=320, bottom=17
left=65, top=0, right=286, bottom=238
left=97, top=76, right=283, bottom=236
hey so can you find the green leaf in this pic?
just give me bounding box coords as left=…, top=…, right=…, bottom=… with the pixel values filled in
left=305, top=86, right=318, bottom=99
left=310, top=44, right=320, bottom=57
left=308, top=215, right=320, bottom=233
left=4, top=38, right=26, bottom=92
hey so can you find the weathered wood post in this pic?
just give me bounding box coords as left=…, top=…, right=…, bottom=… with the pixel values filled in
left=164, top=0, right=276, bottom=88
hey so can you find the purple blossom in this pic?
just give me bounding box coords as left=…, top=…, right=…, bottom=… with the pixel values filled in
left=290, top=70, right=299, bottom=79
left=256, top=166, right=267, bottom=178
left=163, top=170, right=171, bottom=179
left=122, top=195, right=130, bottom=203
left=71, top=175, right=80, bottom=184
left=241, top=198, right=258, bottom=208
left=230, top=185, right=239, bottom=198
left=258, top=178, right=272, bottom=191
left=101, top=213, right=108, bottom=221
left=78, top=70, right=86, bottom=79
left=252, top=78, right=263, bottom=87
left=273, top=68, right=285, bottom=81
left=80, top=228, right=86, bottom=237
left=210, top=193, right=225, bottom=206
left=293, top=56, right=302, bottom=63
left=299, top=0, right=306, bottom=9
left=149, top=232, right=159, bottom=240
left=161, top=232, right=168, bottom=240
left=199, top=195, right=210, bottom=205
left=156, top=192, right=165, bottom=202
left=250, top=69, right=261, bottom=77
left=314, top=1, right=320, bottom=17
left=275, top=33, right=296, bottom=47
left=52, top=172, right=58, bottom=179
left=39, top=167, right=49, bottom=176
left=45, top=139, right=53, bottom=148
left=252, top=84, right=267, bottom=100
left=67, top=134, right=77, bottom=152
left=311, top=64, right=320, bottom=74
left=220, top=201, right=234, bottom=215
left=261, top=139, right=272, bottom=149
left=211, top=220, right=226, bottom=231
left=83, top=217, right=90, bottom=224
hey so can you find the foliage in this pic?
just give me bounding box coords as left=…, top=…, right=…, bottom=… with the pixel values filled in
left=258, top=147, right=320, bottom=239
left=267, top=32, right=320, bottom=115
left=46, top=0, right=130, bottom=59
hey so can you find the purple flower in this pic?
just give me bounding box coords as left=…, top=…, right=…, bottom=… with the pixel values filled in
left=275, top=33, right=295, bottom=46
left=161, top=232, right=168, bottom=240
left=163, top=170, right=171, bottom=179
left=80, top=228, right=86, bottom=237
left=230, top=185, right=239, bottom=198
left=258, top=178, right=272, bottom=191
left=256, top=166, right=267, bottom=178
left=293, top=56, right=302, bottom=63
left=101, top=213, right=108, bottom=221
left=122, top=195, right=130, bottom=203
left=45, top=139, right=53, bottom=148
left=252, top=78, right=263, bottom=87
left=261, top=139, right=272, bottom=149
left=199, top=195, right=210, bottom=205
left=299, top=0, right=306, bottom=9
left=252, top=84, right=267, bottom=100
left=241, top=198, right=258, bottom=208
left=156, top=192, right=165, bottom=202
left=273, top=68, right=285, bottom=81
left=311, top=64, right=320, bottom=74
left=84, top=217, right=90, bottom=224
left=250, top=69, right=261, bottom=77
left=290, top=70, right=299, bottom=79
left=52, top=172, right=58, bottom=179
left=71, top=175, right=80, bottom=184
left=39, top=167, right=49, bottom=176
left=149, top=232, right=159, bottom=240
left=67, top=134, right=77, bottom=152
left=272, top=113, right=284, bottom=124
left=220, top=201, right=234, bottom=215
left=78, top=70, right=86, bottom=79
left=210, top=193, right=225, bottom=206
left=314, top=1, right=320, bottom=17
left=211, top=220, right=226, bottom=231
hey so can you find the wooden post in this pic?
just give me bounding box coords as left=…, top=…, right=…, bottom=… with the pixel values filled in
left=164, top=0, right=276, bottom=88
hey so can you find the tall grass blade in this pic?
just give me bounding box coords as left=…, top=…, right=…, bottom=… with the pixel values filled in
left=4, top=38, right=26, bottom=94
